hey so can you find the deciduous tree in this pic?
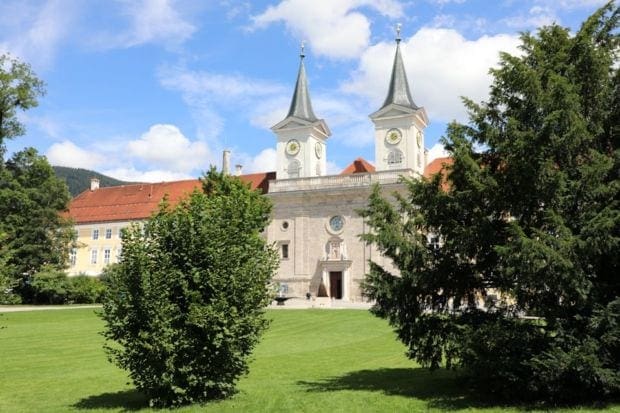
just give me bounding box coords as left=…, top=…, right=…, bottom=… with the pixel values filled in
left=0, top=54, right=45, bottom=156
left=101, top=168, right=278, bottom=407
left=0, top=56, right=73, bottom=302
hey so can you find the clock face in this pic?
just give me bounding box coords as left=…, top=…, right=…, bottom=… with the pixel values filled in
left=315, top=142, right=322, bottom=158
left=386, top=128, right=402, bottom=145
left=286, top=139, right=300, bottom=156
left=329, top=215, right=344, bottom=232
left=416, top=131, right=422, bottom=148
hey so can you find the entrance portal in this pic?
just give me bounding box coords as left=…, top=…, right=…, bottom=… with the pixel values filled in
left=329, top=271, right=343, bottom=299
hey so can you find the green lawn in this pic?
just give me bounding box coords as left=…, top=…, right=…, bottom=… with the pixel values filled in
left=0, top=308, right=617, bottom=413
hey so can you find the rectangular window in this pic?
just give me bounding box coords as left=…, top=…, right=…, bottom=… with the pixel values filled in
left=92, top=229, right=99, bottom=240
left=281, top=243, right=289, bottom=259
left=104, top=249, right=111, bottom=264
left=69, top=249, right=77, bottom=267
left=90, top=249, right=98, bottom=264
left=105, top=228, right=112, bottom=239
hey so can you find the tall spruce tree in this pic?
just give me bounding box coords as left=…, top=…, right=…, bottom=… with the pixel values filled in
left=360, top=3, right=619, bottom=402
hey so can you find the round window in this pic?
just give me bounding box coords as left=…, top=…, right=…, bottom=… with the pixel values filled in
left=281, top=221, right=289, bottom=230
left=329, top=215, right=344, bottom=232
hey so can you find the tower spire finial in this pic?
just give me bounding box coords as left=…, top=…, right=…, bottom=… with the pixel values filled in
left=283, top=43, right=318, bottom=122
left=375, top=23, right=418, bottom=111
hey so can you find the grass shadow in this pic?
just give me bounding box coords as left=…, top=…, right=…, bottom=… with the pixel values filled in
left=73, top=389, right=149, bottom=411
left=297, top=367, right=614, bottom=411
left=298, top=367, right=494, bottom=410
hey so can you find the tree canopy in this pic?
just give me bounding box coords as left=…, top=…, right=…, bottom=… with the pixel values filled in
left=0, top=148, right=75, bottom=302
left=0, top=54, right=45, bottom=156
left=360, top=2, right=619, bottom=403
left=101, top=168, right=278, bottom=407
left=0, top=55, right=73, bottom=304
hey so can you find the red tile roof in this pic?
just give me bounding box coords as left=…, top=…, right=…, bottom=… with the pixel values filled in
left=423, top=157, right=453, bottom=178
left=423, top=157, right=453, bottom=190
left=67, top=172, right=275, bottom=224
left=340, top=158, right=376, bottom=175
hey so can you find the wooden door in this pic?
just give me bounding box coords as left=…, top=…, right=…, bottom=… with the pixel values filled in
left=329, top=271, right=343, bottom=299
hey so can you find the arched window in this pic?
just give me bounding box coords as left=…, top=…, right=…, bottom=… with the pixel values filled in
left=387, top=149, right=403, bottom=167
left=288, top=160, right=301, bottom=178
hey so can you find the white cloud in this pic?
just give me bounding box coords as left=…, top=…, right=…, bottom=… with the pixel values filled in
left=427, top=142, right=449, bottom=162
left=432, top=14, right=457, bottom=28
left=343, top=28, right=521, bottom=123
left=92, top=0, right=196, bottom=49
left=326, top=160, right=343, bottom=175
left=427, top=0, right=466, bottom=5
left=0, top=0, right=77, bottom=69
left=249, top=96, right=291, bottom=130
left=100, top=167, right=193, bottom=182
left=536, top=0, right=607, bottom=10
left=159, top=65, right=289, bottom=140
left=220, top=0, right=251, bottom=20
left=46, top=140, right=105, bottom=169
left=234, top=148, right=277, bottom=173
left=159, top=66, right=285, bottom=102
left=501, top=6, right=558, bottom=29
left=250, top=0, right=404, bottom=59
left=45, top=124, right=214, bottom=182
left=127, top=124, right=209, bottom=173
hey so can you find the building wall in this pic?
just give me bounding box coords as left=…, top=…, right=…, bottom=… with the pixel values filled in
left=267, top=183, right=401, bottom=302
left=69, top=221, right=132, bottom=275
left=68, top=181, right=404, bottom=303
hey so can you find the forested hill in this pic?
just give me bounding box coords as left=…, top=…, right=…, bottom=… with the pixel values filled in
left=52, top=166, right=136, bottom=197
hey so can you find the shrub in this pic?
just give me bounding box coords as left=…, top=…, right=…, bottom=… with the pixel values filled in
left=101, top=169, right=278, bottom=407
left=28, top=267, right=69, bottom=304
left=67, top=275, right=106, bottom=304
left=25, top=268, right=106, bottom=304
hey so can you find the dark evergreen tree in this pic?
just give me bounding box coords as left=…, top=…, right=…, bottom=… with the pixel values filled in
left=0, top=55, right=73, bottom=303
left=101, top=168, right=278, bottom=407
left=360, top=3, right=619, bottom=403
left=0, top=149, right=74, bottom=297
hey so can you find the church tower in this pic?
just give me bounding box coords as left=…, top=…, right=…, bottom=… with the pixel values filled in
left=370, top=25, right=429, bottom=175
left=272, top=44, right=330, bottom=180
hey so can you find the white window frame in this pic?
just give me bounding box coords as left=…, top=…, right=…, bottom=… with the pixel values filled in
left=92, top=229, right=99, bottom=240
left=69, top=248, right=77, bottom=267
left=387, top=149, right=403, bottom=167
left=90, top=249, right=98, bottom=264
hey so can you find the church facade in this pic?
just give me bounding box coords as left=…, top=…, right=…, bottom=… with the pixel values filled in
left=265, top=35, right=428, bottom=301
left=66, top=35, right=445, bottom=303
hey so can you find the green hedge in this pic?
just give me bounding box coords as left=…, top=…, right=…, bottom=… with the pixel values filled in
left=27, top=268, right=106, bottom=304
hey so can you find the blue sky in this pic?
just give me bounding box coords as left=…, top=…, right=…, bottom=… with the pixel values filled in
left=0, top=0, right=607, bottom=182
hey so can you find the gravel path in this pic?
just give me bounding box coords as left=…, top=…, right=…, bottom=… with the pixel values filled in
left=0, top=305, right=101, bottom=313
